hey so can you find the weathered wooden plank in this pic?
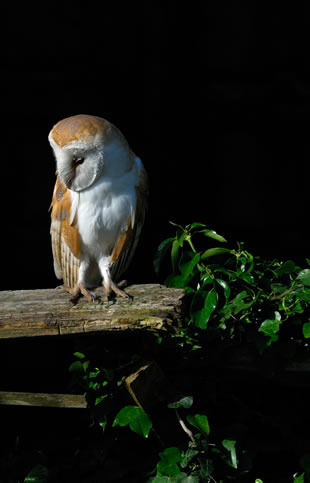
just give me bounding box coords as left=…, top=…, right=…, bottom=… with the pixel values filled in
left=0, top=391, right=86, bottom=408
left=0, top=284, right=185, bottom=339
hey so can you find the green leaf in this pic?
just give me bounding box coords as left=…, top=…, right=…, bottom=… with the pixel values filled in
left=88, top=369, right=100, bottom=379
left=179, top=253, right=201, bottom=279
left=168, top=396, right=194, bottom=409
left=98, top=416, right=108, bottom=432
left=180, top=447, right=199, bottom=468
left=166, top=274, right=191, bottom=289
left=113, top=406, right=135, bottom=427
left=240, top=273, right=255, bottom=284
left=189, top=222, right=206, bottom=230
left=295, top=287, right=310, bottom=304
left=68, top=360, right=84, bottom=373
left=216, top=278, right=231, bottom=301
left=236, top=251, right=254, bottom=277
left=291, top=302, right=304, bottom=314
left=191, top=290, right=218, bottom=329
left=222, top=439, right=238, bottom=469
left=153, top=237, right=175, bottom=274
left=187, top=414, right=210, bottom=436
left=255, top=480, right=264, bottom=483
left=200, top=229, right=227, bottom=243
left=157, top=447, right=182, bottom=476
left=297, top=269, right=310, bottom=287
left=201, top=247, right=232, bottom=260
left=160, top=447, right=182, bottom=464
left=293, top=473, right=305, bottom=483
left=113, top=405, right=152, bottom=438
left=95, top=394, right=108, bottom=405
left=271, top=283, right=288, bottom=294
left=171, top=239, right=181, bottom=272
left=237, top=255, right=247, bottom=273
left=275, top=260, right=296, bottom=276
left=204, top=291, right=218, bottom=319
left=148, top=477, right=169, bottom=483
left=150, top=474, right=198, bottom=482
left=200, top=276, right=214, bottom=288
left=303, top=322, right=310, bottom=339
left=197, top=458, right=214, bottom=479
left=222, top=290, right=253, bottom=318
left=176, top=230, right=186, bottom=247
left=259, top=312, right=282, bottom=345
left=73, top=351, right=86, bottom=359
left=24, top=464, right=48, bottom=483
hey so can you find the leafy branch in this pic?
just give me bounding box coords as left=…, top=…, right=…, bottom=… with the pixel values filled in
left=154, top=222, right=310, bottom=353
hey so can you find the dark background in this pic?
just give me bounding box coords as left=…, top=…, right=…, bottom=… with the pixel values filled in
left=1, top=2, right=309, bottom=292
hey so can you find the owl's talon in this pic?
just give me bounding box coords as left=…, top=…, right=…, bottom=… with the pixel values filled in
left=103, top=281, right=133, bottom=302
left=60, top=284, right=97, bottom=304
left=79, top=285, right=97, bottom=303
left=70, top=294, right=81, bottom=305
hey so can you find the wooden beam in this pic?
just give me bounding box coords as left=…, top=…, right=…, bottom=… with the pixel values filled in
left=0, top=391, right=87, bottom=408
left=0, top=284, right=185, bottom=339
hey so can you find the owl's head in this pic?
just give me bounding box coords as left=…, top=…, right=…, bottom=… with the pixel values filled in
left=48, top=114, right=134, bottom=192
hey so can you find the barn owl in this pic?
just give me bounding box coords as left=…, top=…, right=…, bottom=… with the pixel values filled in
left=49, top=114, right=148, bottom=303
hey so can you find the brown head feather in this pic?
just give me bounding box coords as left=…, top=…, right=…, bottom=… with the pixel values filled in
left=50, top=114, right=108, bottom=147
left=49, top=114, right=131, bottom=153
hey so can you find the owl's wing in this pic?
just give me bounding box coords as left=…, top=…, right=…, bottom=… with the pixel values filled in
left=50, top=177, right=80, bottom=288
left=110, top=162, right=148, bottom=282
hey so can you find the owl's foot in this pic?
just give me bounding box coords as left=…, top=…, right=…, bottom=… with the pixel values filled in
left=103, top=281, right=132, bottom=303
left=62, top=284, right=97, bottom=304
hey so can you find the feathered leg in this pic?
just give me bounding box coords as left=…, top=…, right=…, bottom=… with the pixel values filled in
left=100, top=263, right=131, bottom=302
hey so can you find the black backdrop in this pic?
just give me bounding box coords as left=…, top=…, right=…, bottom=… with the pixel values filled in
left=1, top=2, right=309, bottom=292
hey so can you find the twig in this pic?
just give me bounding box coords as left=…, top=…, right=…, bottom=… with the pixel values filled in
left=174, top=409, right=197, bottom=447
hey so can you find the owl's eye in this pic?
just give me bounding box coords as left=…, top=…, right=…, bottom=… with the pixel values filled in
left=72, top=156, right=85, bottom=166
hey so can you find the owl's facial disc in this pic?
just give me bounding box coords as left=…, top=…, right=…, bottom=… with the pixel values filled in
left=59, top=146, right=104, bottom=192
left=64, top=157, right=85, bottom=189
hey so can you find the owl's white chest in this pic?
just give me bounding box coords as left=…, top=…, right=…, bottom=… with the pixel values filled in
left=72, top=173, right=136, bottom=261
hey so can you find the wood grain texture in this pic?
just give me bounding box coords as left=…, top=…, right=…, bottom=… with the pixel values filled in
left=0, top=391, right=86, bottom=408
left=0, top=284, right=185, bottom=339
